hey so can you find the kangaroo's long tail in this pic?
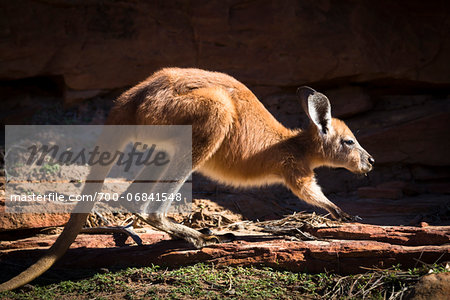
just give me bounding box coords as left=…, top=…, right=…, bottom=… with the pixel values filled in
left=0, top=213, right=89, bottom=291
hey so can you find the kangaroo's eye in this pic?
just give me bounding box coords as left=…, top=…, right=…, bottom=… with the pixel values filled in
left=343, top=139, right=355, bottom=146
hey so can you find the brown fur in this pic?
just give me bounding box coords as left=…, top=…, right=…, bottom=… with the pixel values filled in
left=0, top=68, right=373, bottom=291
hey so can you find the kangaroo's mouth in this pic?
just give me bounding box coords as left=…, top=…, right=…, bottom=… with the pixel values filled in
left=359, top=163, right=373, bottom=174
left=348, top=161, right=373, bottom=174
left=345, top=165, right=372, bottom=175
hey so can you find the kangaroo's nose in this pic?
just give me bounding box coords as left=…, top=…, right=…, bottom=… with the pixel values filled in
left=368, top=156, right=375, bottom=166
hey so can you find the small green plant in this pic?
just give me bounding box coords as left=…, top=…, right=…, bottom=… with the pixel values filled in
left=39, top=163, right=60, bottom=175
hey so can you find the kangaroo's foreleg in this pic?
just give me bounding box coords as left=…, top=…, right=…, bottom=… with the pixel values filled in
left=286, top=176, right=354, bottom=221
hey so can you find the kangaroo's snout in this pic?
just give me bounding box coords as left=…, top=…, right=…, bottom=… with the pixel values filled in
left=357, top=148, right=374, bottom=174
left=363, top=156, right=374, bottom=173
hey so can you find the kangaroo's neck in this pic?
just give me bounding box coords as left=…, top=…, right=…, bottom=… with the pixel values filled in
left=287, top=126, right=328, bottom=171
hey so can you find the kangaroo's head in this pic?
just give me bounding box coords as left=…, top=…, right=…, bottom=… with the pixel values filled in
left=297, top=86, right=374, bottom=174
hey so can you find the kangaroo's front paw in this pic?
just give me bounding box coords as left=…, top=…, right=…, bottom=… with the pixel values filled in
left=351, top=215, right=363, bottom=221
left=330, top=207, right=361, bottom=222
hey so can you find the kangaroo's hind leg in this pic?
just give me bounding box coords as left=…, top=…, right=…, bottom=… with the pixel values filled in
left=119, top=138, right=230, bottom=248
left=134, top=87, right=237, bottom=247
left=120, top=144, right=222, bottom=247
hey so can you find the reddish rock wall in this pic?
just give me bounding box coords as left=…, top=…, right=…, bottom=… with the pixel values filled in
left=1, top=1, right=449, bottom=89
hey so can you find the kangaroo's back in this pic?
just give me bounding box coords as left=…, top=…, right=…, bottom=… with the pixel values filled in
left=109, top=68, right=283, bottom=128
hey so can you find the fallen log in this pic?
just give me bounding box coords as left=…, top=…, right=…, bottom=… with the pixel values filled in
left=1, top=223, right=448, bottom=276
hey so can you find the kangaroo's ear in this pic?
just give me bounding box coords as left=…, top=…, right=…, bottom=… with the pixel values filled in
left=296, top=86, right=332, bottom=135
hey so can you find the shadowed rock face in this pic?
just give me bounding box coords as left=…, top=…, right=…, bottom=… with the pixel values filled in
left=0, top=1, right=449, bottom=89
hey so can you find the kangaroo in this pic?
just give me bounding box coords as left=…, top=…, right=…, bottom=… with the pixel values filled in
left=0, top=68, right=374, bottom=291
